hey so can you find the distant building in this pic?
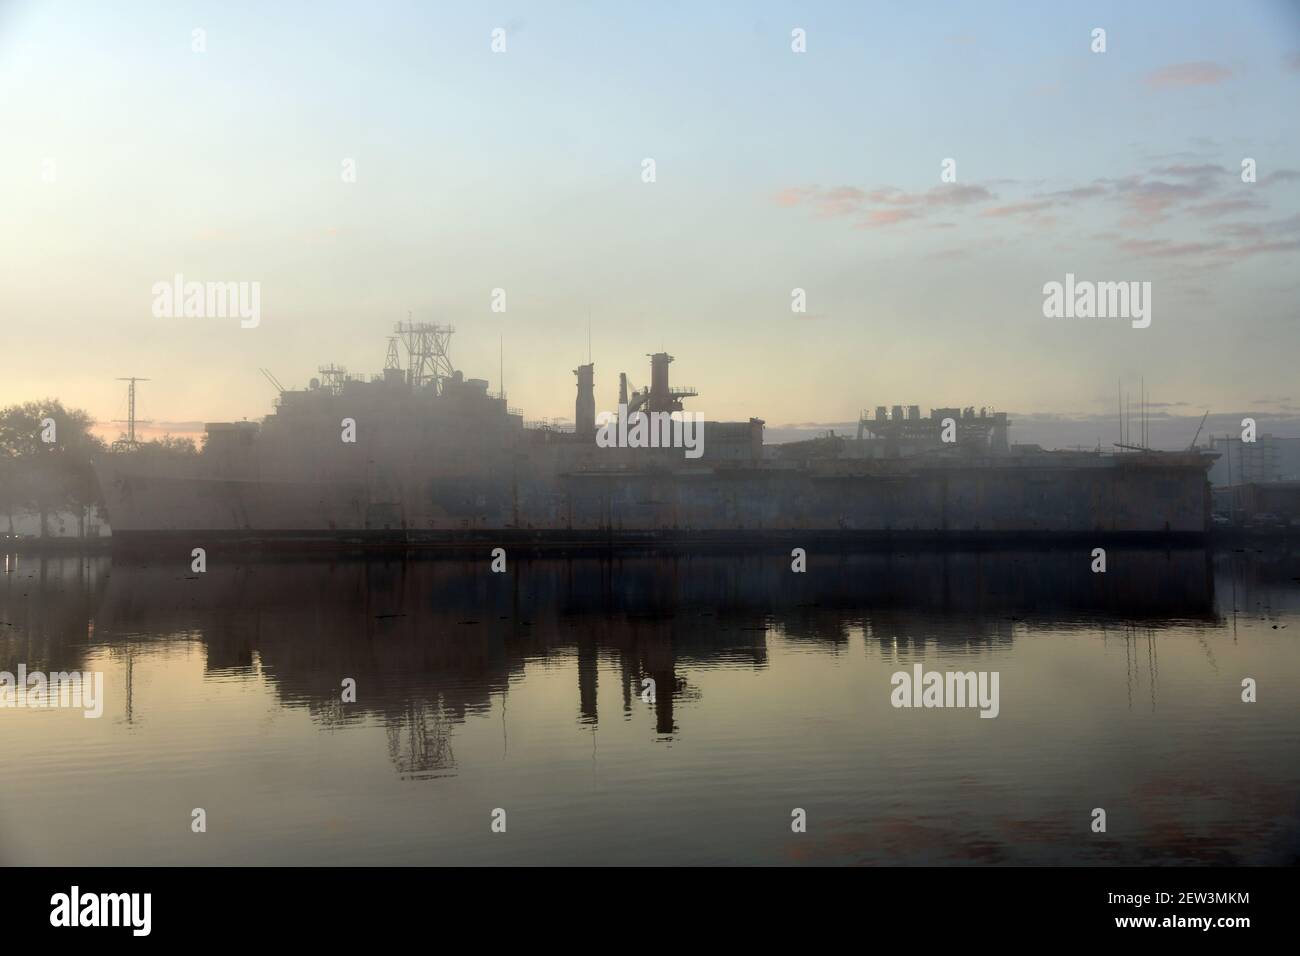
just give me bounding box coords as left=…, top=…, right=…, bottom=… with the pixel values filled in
left=1208, top=434, right=1283, bottom=486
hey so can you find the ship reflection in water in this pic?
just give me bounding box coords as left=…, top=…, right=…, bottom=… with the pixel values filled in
left=1, top=548, right=1298, bottom=865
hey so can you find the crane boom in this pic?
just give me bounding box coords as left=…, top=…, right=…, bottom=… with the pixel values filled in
left=1188, top=410, right=1209, bottom=451
left=259, top=368, right=286, bottom=394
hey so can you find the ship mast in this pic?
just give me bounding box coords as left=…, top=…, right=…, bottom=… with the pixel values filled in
left=393, top=321, right=455, bottom=393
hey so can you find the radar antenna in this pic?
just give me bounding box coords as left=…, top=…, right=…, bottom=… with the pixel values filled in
left=317, top=364, right=349, bottom=396
left=393, top=321, right=455, bottom=392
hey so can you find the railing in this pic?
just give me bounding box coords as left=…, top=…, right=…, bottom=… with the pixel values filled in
left=523, top=419, right=574, bottom=433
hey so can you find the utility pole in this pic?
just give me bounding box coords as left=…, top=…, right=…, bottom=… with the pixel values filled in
left=112, top=377, right=151, bottom=451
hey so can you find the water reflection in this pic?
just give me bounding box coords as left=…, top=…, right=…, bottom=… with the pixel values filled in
left=1, top=546, right=1297, bottom=865
left=5, top=549, right=1220, bottom=739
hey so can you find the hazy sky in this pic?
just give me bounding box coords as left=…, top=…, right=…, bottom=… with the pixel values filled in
left=2, top=1, right=1298, bottom=446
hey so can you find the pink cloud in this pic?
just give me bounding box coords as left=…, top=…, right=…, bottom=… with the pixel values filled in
left=812, top=186, right=868, bottom=217
left=1113, top=178, right=1216, bottom=223
left=770, top=182, right=994, bottom=228
left=1119, top=238, right=1225, bottom=258
left=772, top=187, right=814, bottom=208
left=769, top=160, right=1295, bottom=267
left=1187, top=198, right=1266, bottom=218
left=925, top=184, right=993, bottom=206
left=1143, top=62, right=1232, bottom=89
left=857, top=208, right=924, bottom=228
left=1041, top=184, right=1108, bottom=202
left=981, top=200, right=1053, bottom=218
left=1150, top=164, right=1227, bottom=178
left=1214, top=212, right=1300, bottom=241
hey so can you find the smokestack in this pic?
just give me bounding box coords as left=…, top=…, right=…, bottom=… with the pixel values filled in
left=648, top=352, right=673, bottom=413
left=991, top=413, right=1009, bottom=454
left=574, top=363, right=595, bottom=434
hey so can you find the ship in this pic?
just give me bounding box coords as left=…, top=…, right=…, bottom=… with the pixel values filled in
left=93, top=324, right=1217, bottom=552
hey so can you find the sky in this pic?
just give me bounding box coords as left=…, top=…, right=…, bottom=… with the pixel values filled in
left=2, top=0, right=1298, bottom=448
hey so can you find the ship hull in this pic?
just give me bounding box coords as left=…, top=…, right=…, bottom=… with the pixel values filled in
left=95, top=453, right=1213, bottom=553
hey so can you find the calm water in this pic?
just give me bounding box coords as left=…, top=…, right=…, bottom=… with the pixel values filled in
left=1, top=547, right=1297, bottom=866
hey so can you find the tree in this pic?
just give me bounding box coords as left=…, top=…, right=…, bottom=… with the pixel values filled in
left=142, top=435, right=198, bottom=456
left=0, top=400, right=106, bottom=537
left=0, top=451, right=17, bottom=535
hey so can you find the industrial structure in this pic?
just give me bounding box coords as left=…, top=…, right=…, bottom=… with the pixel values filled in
left=110, top=377, right=151, bottom=452
left=93, top=327, right=1219, bottom=548
left=854, top=405, right=1010, bottom=457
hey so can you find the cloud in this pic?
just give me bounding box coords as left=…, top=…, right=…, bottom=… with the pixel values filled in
left=1108, top=173, right=1218, bottom=223
left=771, top=153, right=1298, bottom=268
left=1261, top=169, right=1300, bottom=187
left=1150, top=164, right=1228, bottom=178
left=772, top=182, right=994, bottom=227
left=1142, top=62, right=1232, bottom=89
left=1214, top=212, right=1300, bottom=241
left=861, top=184, right=993, bottom=208
left=1119, top=186, right=1201, bottom=221
left=865, top=187, right=915, bottom=205
left=1118, top=238, right=1225, bottom=258
left=1040, top=184, right=1108, bottom=202
left=770, top=185, right=868, bottom=217
left=926, top=184, right=993, bottom=206
left=1187, top=198, right=1266, bottom=218
left=857, top=208, right=925, bottom=228
left=981, top=200, right=1054, bottom=218
left=1192, top=212, right=1300, bottom=261
left=771, top=187, right=813, bottom=208
left=811, top=186, right=868, bottom=217
left=1285, top=52, right=1300, bottom=73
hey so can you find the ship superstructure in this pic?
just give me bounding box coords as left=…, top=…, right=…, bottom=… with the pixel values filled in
left=94, top=325, right=1217, bottom=548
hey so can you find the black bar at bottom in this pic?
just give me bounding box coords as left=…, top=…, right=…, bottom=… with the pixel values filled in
left=2, top=865, right=1284, bottom=940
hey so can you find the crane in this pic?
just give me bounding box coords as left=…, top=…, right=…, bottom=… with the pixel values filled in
left=259, top=368, right=286, bottom=394
left=1188, top=410, right=1209, bottom=451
